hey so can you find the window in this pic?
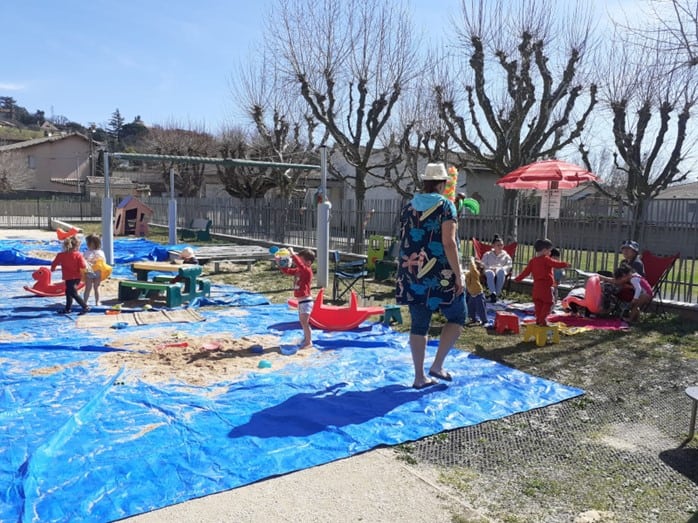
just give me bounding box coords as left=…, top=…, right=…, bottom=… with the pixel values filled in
left=27, top=155, right=36, bottom=169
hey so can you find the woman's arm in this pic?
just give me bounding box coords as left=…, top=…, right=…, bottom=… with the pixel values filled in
left=441, top=220, right=463, bottom=295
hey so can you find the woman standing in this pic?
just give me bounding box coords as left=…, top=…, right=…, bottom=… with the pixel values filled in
left=396, top=163, right=466, bottom=389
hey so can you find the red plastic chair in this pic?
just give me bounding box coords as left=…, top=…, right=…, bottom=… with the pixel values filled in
left=471, top=238, right=518, bottom=292
left=471, top=238, right=517, bottom=261
left=641, top=250, right=680, bottom=312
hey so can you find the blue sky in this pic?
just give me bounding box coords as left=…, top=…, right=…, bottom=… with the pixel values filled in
left=1, top=0, right=640, bottom=132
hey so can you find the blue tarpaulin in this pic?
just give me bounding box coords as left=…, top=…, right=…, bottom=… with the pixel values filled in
left=0, top=238, right=584, bottom=522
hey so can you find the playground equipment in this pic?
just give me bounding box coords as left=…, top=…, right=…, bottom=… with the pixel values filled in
left=56, top=227, right=80, bottom=240
left=561, top=274, right=605, bottom=316
left=288, top=288, right=384, bottom=331
left=24, top=267, right=85, bottom=297
left=114, top=196, right=153, bottom=236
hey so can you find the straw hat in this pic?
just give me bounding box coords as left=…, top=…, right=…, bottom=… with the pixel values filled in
left=420, top=163, right=449, bottom=181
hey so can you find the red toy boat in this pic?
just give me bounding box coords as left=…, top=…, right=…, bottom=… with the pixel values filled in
left=288, top=288, right=384, bottom=331
left=23, top=267, right=85, bottom=297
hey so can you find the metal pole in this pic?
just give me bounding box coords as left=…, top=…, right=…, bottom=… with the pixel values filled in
left=101, top=152, right=114, bottom=265
left=168, top=168, right=177, bottom=245
left=316, top=146, right=330, bottom=288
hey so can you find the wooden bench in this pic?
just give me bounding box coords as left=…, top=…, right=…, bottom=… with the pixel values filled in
left=118, top=280, right=183, bottom=307
left=212, top=259, right=256, bottom=272
left=180, top=218, right=212, bottom=241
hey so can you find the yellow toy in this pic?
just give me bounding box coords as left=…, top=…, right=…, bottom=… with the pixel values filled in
left=522, top=323, right=561, bottom=347
left=81, top=258, right=112, bottom=282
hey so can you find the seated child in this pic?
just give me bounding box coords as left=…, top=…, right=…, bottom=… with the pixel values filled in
left=170, top=247, right=199, bottom=283
left=613, top=263, right=652, bottom=323
left=465, top=257, right=488, bottom=325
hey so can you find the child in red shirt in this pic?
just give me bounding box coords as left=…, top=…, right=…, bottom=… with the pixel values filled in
left=514, top=238, right=569, bottom=326
left=51, top=236, right=90, bottom=315
left=279, top=248, right=316, bottom=349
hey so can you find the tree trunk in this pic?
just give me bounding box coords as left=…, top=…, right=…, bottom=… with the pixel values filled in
left=502, top=190, right=519, bottom=241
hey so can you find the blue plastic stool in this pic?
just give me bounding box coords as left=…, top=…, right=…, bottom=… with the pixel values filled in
left=382, top=304, right=403, bottom=325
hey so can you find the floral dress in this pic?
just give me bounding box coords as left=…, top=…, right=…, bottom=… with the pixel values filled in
left=395, top=193, right=459, bottom=310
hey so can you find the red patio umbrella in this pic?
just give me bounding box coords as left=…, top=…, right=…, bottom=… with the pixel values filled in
left=496, top=159, right=599, bottom=237
left=496, top=159, right=598, bottom=190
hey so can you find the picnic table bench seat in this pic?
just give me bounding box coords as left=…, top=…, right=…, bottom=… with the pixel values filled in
left=180, top=218, right=212, bottom=241
left=118, top=280, right=183, bottom=307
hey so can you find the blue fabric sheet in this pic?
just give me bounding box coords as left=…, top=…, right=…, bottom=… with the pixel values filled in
left=0, top=239, right=584, bottom=522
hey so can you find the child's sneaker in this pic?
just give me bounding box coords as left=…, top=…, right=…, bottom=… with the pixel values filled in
left=79, top=307, right=91, bottom=315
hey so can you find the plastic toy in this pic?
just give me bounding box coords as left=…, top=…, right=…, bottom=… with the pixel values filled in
left=561, top=274, right=605, bottom=315
left=444, top=166, right=459, bottom=202
left=258, top=360, right=272, bottom=369
left=270, top=246, right=293, bottom=268
left=288, top=288, right=384, bottom=331
left=522, top=322, right=561, bottom=346
left=24, top=267, right=85, bottom=297
left=81, top=259, right=113, bottom=282
left=454, top=193, right=480, bottom=215
left=56, top=227, right=80, bottom=240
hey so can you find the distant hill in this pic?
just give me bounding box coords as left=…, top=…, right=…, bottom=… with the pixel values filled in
left=0, top=122, right=45, bottom=144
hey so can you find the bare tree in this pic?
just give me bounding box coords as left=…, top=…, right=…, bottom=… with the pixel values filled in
left=580, top=32, right=697, bottom=239
left=145, top=123, right=217, bottom=197
left=225, top=52, right=327, bottom=201
left=216, top=128, right=273, bottom=198
left=620, top=0, right=698, bottom=72
left=434, top=0, right=597, bottom=238
left=0, top=150, right=32, bottom=192
left=380, top=82, right=455, bottom=199
left=266, top=0, right=421, bottom=251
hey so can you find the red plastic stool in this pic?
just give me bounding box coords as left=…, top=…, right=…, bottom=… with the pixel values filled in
left=494, top=311, right=520, bottom=334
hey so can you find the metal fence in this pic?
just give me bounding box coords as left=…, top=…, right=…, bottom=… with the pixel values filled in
left=1, top=194, right=696, bottom=303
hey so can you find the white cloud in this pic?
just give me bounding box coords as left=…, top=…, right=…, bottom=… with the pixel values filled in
left=0, top=83, right=24, bottom=91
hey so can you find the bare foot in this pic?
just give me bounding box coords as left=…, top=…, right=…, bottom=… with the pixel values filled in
left=299, top=342, right=313, bottom=349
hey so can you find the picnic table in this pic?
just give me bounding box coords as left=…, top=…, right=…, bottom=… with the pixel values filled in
left=118, top=262, right=211, bottom=307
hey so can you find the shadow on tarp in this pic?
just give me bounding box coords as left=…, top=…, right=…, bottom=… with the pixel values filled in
left=229, top=382, right=447, bottom=439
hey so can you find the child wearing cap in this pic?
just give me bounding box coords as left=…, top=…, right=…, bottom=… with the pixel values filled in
left=619, top=240, right=645, bottom=276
